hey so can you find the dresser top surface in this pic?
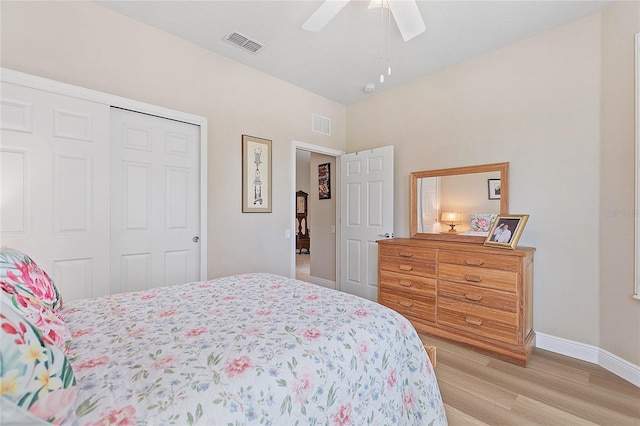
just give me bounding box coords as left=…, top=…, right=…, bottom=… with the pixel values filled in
left=377, top=238, right=535, bottom=256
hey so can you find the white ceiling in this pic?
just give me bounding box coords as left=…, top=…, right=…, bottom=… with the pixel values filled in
left=98, top=1, right=611, bottom=105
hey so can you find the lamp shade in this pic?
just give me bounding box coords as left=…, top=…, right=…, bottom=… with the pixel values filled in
left=441, top=211, right=461, bottom=223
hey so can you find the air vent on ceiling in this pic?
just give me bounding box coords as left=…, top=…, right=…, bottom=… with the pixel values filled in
left=224, top=32, right=264, bottom=54
left=312, top=113, right=331, bottom=136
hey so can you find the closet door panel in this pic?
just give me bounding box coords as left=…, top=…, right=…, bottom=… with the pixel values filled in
left=0, top=82, right=110, bottom=299
left=110, top=108, right=200, bottom=293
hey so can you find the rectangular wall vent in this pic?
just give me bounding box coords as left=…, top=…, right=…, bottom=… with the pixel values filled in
left=312, top=113, right=331, bottom=136
left=224, top=32, right=264, bottom=54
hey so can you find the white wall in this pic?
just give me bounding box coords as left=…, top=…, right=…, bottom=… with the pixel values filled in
left=0, top=1, right=347, bottom=279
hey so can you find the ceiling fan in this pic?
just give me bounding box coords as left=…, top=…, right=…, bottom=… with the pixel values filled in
left=302, top=0, right=426, bottom=42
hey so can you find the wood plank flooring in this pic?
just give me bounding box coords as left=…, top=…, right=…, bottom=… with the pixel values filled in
left=419, top=335, right=640, bottom=425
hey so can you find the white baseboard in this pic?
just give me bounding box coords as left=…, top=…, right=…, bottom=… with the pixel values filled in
left=308, top=276, right=336, bottom=290
left=536, top=332, right=640, bottom=387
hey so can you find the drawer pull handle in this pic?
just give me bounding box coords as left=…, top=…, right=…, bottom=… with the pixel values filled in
left=399, top=300, right=413, bottom=308
left=464, top=293, right=483, bottom=302
left=399, top=265, right=413, bottom=271
left=399, top=251, right=413, bottom=258
left=399, top=280, right=413, bottom=287
left=465, top=316, right=483, bottom=326
left=465, top=274, right=482, bottom=282
left=465, top=258, right=484, bottom=266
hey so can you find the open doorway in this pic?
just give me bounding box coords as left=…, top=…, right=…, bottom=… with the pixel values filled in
left=292, top=141, right=344, bottom=289
left=295, top=149, right=311, bottom=281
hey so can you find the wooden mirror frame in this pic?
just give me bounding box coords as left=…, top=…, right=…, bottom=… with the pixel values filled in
left=410, top=162, right=509, bottom=243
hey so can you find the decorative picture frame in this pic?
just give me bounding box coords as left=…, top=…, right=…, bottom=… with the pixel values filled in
left=318, top=163, right=331, bottom=200
left=488, top=178, right=501, bottom=200
left=242, top=134, right=272, bottom=213
left=484, top=214, right=529, bottom=249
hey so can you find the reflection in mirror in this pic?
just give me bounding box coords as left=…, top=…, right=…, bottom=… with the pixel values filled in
left=410, top=163, right=509, bottom=243
left=416, top=171, right=501, bottom=233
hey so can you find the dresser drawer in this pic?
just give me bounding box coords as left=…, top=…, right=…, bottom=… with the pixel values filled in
left=379, top=270, right=436, bottom=296
left=380, top=256, right=436, bottom=278
left=379, top=245, right=436, bottom=262
left=438, top=263, right=517, bottom=293
left=438, top=281, right=517, bottom=312
left=439, top=250, right=518, bottom=272
left=438, top=299, right=518, bottom=345
left=379, top=290, right=436, bottom=323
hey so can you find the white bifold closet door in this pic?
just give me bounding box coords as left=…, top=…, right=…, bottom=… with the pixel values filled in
left=110, top=108, right=200, bottom=294
left=0, top=82, right=111, bottom=300
left=1, top=81, right=201, bottom=300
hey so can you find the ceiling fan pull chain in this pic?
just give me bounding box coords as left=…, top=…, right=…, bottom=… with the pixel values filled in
left=388, top=3, right=392, bottom=76
left=380, top=3, right=385, bottom=83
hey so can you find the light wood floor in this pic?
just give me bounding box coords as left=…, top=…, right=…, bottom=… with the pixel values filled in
left=419, top=334, right=640, bottom=425
left=296, top=253, right=310, bottom=282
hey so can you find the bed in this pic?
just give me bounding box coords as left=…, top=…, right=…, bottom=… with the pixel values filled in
left=1, top=248, right=447, bottom=425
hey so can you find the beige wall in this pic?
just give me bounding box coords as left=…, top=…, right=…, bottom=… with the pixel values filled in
left=296, top=150, right=311, bottom=195
left=309, top=153, right=337, bottom=282
left=347, top=3, right=639, bottom=366
left=0, top=1, right=347, bottom=279
left=2, top=1, right=638, bottom=367
left=599, top=2, right=640, bottom=365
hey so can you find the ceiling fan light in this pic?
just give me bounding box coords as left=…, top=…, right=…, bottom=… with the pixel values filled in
left=387, top=0, right=426, bottom=41
left=302, top=0, right=350, bottom=32
left=368, top=0, right=389, bottom=9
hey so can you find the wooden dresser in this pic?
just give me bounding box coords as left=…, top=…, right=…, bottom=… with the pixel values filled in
left=378, top=238, right=535, bottom=366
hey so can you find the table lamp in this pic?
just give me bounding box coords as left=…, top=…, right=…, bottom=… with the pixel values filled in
left=441, top=211, right=462, bottom=233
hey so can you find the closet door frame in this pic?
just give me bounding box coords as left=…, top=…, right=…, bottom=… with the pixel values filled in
left=1, top=68, right=208, bottom=281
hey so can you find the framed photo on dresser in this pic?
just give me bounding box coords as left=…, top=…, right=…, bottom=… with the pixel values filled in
left=484, top=214, right=529, bottom=249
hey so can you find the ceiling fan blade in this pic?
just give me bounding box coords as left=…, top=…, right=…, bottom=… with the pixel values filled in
left=302, top=0, right=351, bottom=32
left=388, top=0, right=426, bottom=41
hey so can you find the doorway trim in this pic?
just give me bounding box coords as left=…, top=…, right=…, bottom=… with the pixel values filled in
left=1, top=68, right=208, bottom=280
left=291, top=141, right=344, bottom=284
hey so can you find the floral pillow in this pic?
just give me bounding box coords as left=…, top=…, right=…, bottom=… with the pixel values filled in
left=2, top=284, right=72, bottom=354
left=0, top=248, right=61, bottom=311
left=0, top=295, right=77, bottom=424
left=469, top=213, right=498, bottom=232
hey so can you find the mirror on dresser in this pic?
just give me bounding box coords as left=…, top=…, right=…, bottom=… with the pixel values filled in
left=410, top=162, right=509, bottom=243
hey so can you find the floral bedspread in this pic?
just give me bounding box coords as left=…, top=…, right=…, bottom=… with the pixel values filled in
left=62, top=273, right=447, bottom=425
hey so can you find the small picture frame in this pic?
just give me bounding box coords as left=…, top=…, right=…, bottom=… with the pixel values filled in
left=242, top=134, right=272, bottom=213
left=318, top=163, right=331, bottom=200
left=484, top=214, right=529, bottom=249
left=488, top=179, right=501, bottom=200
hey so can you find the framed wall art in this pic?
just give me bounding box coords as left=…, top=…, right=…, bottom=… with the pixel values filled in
left=484, top=214, right=529, bottom=249
left=318, top=162, right=331, bottom=200
left=488, top=178, right=501, bottom=200
left=242, top=134, right=272, bottom=213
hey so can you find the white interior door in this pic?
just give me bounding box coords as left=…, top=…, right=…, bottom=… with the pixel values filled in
left=418, top=176, right=440, bottom=234
left=110, top=108, right=200, bottom=293
left=0, top=82, right=110, bottom=300
left=340, top=145, right=394, bottom=301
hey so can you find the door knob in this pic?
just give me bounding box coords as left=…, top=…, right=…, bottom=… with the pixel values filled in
left=193, top=236, right=200, bottom=243
left=377, top=233, right=393, bottom=238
